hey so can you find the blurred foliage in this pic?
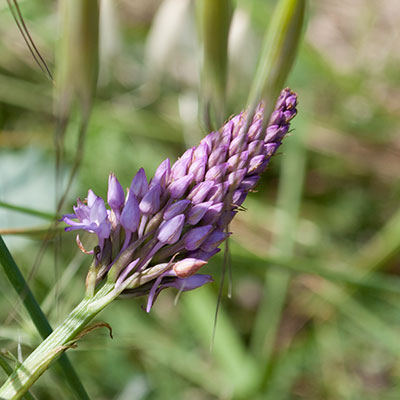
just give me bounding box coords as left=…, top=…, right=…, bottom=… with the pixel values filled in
left=1, top=0, right=400, bottom=399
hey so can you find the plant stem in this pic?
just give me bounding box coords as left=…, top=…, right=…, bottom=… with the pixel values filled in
left=0, top=235, right=90, bottom=399
left=0, top=283, right=116, bottom=400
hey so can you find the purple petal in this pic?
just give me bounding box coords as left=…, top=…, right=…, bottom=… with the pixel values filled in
left=264, top=125, right=288, bottom=142
left=228, top=168, right=247, bottom=189
left=186, top=201, right=213, bottom=225
left=247, top=118, right=263, bottom=141
left=205, top=163, right=229, bottom=183
left=232, top=190, right=247, bottom=206
left=206, top=182, right=229, bottom=203
left=229, top=135, right=247, bottom=157
left=171, top=148, right=193, bottom=180
left=248, top=155, right=265, bottom=174
left=202, top=202, right=224, bottom=225
left=208, top=144, right=228, bottom=168
left=200, top=134, right=214, bottom=151
left=200, top=230, right=230, bottom=252
left=183, top=225, right=213, bottom=251
left=227, top=151, right=249, bottom=172
left=163, top=200, right=191, bottom=220
left=220, top=120, right=233, bottom=145
left=157, top=214, right=185, bottom=244
left=120, top=190, right=140, bottom=233
left=168, top=174, right=193, bottom=199
left=193, top=141, right=210, bottom=160
left=247, top=140, right=263, bottom=157
left=188, top=156, right=207, bottom=183
left=108, top=173, right=125, bottom=211
left=164, top=274, right=213, bottom=291
left=269, top=110, right=284, bottom=126
left=130, top=168, right=148, bottom=199
left=152, top=159, right=171, bottom=188
left=188, top=248, right=221, bottom=261
left=139, top=183, right=162, bottom=215
left=239, top=175, right=260, bottom=191
left=87, top=190, right=97, bottom=207
left=187, top=181, right=214, bottom=204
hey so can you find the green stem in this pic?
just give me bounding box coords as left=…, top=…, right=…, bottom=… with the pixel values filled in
left=0, top=356, right=35, bottom=400
left=0, top=283, right=117, bottom=400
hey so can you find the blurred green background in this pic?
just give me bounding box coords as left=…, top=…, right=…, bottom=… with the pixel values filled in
left=1, top=0, right=400, bottom=399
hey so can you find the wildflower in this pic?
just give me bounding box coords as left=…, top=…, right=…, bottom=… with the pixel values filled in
left=62, top=88, right=297, bottom=310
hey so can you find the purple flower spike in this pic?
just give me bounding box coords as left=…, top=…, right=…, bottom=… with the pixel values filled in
left=157, top=214, right=185, bottom=244
left=120, top=190, right=140, bottom=233
left=130, top=168, right=148, bottom=199
left=63, top=88, right=298, bottom=311
left=108, top=173, right=125, bottom=211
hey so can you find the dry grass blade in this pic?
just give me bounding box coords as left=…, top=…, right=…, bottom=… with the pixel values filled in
left=6, top=0, right=53, bottom=81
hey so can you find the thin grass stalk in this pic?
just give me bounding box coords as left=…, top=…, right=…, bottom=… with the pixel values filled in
left=0, top=236, right=90, bottom=400
left=55, top=0, right=100, bottom=212
left=197, top=0, right=233, bottom=130
left=0, top=201, right=54, bottom=221
left=250, top=120, right=307, bottom=379
left=182, top=287, right=260, bottom=397
left=247, top=0, right=305, bottom=123
left=231, top=248, right=400, bottom=296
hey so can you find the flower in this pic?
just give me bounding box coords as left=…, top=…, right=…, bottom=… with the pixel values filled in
left=62, top=88, right=297, bottom=310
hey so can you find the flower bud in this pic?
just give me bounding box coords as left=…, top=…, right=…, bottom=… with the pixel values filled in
left=183, top=225, right=213, bottom=251
left=130, top=168, right=148, bottom=199
left=108, top=173, right=125, bottom=211
left=120, top=190, right=140, bottom=233
left=157, top=214, right=185, bottom=244
left=173, top=258, right=208, bottom=278
left=139, top=183, right=162, bottom=215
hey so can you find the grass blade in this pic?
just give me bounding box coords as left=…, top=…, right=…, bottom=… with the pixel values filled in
left=250, top=116, right=307, bottom=368
left=0, top=235, right=90, bottom=400
left=197, top=0, right=233, bottom=129
left=247, top=0, right=305, bottom=120
left=0, top=201, right=54, bottom=221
